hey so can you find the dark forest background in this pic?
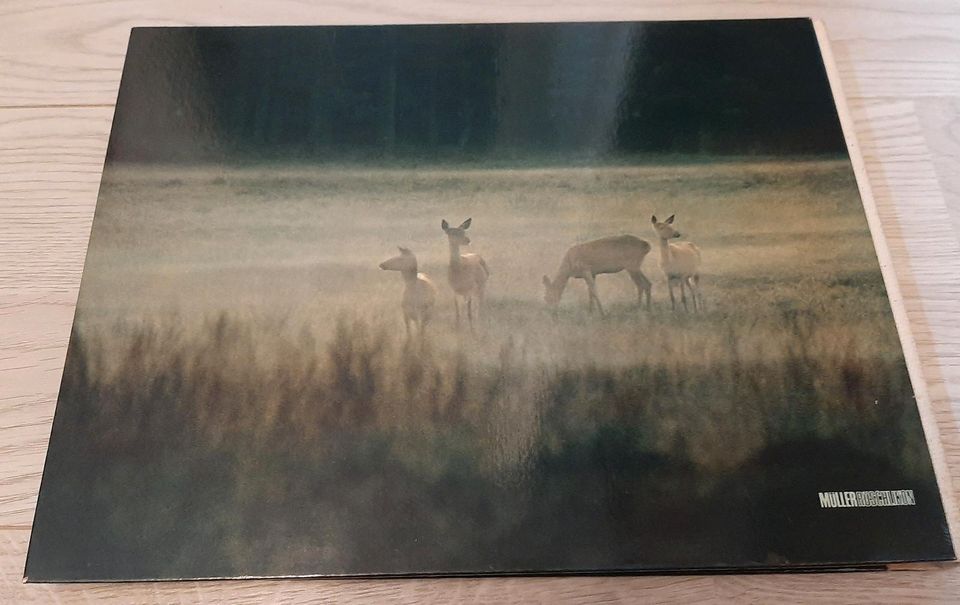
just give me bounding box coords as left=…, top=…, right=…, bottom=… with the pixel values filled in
left=108, top=19, right=846, bottom=163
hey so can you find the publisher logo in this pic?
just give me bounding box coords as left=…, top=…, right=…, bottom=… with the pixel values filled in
left=818, top=490, right=916, bottom=508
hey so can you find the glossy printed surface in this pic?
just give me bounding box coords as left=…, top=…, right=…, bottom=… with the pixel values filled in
left=25, top=19, right=953, bottom=581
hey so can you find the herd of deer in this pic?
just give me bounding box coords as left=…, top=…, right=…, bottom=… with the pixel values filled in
left=379, top=215, right=702, bottom=336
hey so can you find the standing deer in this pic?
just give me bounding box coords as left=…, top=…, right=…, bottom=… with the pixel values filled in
left=651, top=214, right=703, bottom=312
left=542, top=235, right=652, bottom=316
left=441, top=218, right=489, bottom=329
left=379, top=247, right=438, bottom=337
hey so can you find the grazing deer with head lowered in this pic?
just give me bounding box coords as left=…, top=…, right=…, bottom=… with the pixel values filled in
left=542, top=235, right=652, bottom=316
left=379, top=247, right=439, bottom=337
left=651, top=214, right=703, bottom=312
left=441, top=218, right=489, bottom=329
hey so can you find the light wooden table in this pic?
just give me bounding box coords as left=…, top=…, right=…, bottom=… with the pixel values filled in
left=2, top=1, right=960, bottom=602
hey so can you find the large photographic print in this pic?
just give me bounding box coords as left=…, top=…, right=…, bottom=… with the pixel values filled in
left=26, top=19, right=954, bottom=580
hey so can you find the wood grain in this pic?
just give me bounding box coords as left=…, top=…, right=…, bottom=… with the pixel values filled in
left=916, top=97, right=960, bottom=235
left=2, top=1, right=960, bottom=602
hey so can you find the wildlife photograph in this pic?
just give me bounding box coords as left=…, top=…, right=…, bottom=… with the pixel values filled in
left=26, top=19, right=954, bottom=581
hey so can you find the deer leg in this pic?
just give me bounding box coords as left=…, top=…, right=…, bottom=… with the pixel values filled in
left=583, top=277, right=594, bottom=313
left=585, top=274, right=605, bottom=317
left=637, top=271, right=653, bottom=311
left=467, top=296, right=475, bottom=332
left=595, top=295, right=606, bottom=317
left=667, top=277, right=676, bottom=311
left=687, top=276, right=700, bottom=313
left=584, top=276, right=595, bottom=314
left=679, top=277, right=689, bottom=311
left=643, top=272, right=652, bottom=311
left=454, top=297, right=461, bottom=326
left=419, top=311, right=429, bottom=340
left=476, top=286, right=484, bottom=322
left=690, top=275, right=702, bottom=312
left=404, top=314, right=412, bottom=338
left=628, top=271, right=643, bottom=307
left=630, top=271, right=652, bottom=311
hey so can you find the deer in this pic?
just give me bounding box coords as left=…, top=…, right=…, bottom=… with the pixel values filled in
left=651, top=214, right=703, bottom=312
left=441, top=218, right=489, bottom=329
left=542, top=235, right=652, bottom=316
left=379, top=247, right=439, bottom=337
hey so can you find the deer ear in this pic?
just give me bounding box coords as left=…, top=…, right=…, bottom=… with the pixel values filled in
left=665, top=214, right=675, bottom=224
left=651, top=215, right=657, bottom=224
left=459, top=218, right=472, bottom=230
left=441, top=219, right=449, bottom=231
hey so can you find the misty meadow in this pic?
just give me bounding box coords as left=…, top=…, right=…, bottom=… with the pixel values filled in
left=27, top=159, right=951, bottom=579
left=25, top=20, right=954, bottom=582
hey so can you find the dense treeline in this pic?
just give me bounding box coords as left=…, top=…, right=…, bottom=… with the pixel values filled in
left=108, top=19, right=845, bottom=163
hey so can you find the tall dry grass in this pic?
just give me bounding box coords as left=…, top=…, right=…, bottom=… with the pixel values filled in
left=30, top=301, right=946, bottom=578
left=61, top=308, right=924, bottom=475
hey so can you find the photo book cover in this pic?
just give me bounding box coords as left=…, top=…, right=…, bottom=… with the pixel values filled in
left=25, top=18, right=955, bottom=581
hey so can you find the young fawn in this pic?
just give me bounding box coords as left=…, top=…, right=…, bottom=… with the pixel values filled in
left=379, top=247, right=439, bottom=337
left=651, top=214, right=703, bottom=312
left=441, top=218, right=489, bottom=329
left=542, top=235, right=652, bottom=316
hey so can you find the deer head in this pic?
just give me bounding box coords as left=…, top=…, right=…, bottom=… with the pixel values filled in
left=542, top=275, right=563, bottom=307
left=379, top=246, right=418, bottom=272
left=651, top=214, right=682, bottom=239
left=441, top=218, right=472, bottom=246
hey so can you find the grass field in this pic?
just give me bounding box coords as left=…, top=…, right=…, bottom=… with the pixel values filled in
left=27, top=158, right=953, bottom=580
